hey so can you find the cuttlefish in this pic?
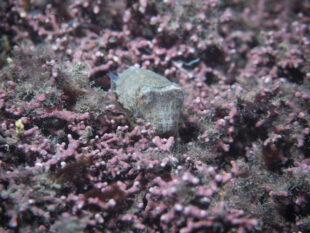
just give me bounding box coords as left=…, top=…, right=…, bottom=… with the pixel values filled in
left=109, top=67, right=184, bottom=137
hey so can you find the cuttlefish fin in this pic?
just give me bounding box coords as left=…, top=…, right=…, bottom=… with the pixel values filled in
left=107, top=71, right=118, bottom=92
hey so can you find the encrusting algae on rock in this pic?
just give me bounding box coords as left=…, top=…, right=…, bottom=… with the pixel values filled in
left=112, top=67, right=184, bottom=137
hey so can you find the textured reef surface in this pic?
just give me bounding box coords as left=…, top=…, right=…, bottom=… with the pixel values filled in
left=0, top=0, right=310, bottom=232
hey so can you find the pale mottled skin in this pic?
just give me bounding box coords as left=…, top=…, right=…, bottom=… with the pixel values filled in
left=114, top=67, right=184, bottom=136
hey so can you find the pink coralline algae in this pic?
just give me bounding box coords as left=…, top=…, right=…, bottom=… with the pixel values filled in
left=0, top=0, right=310, bottom=232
